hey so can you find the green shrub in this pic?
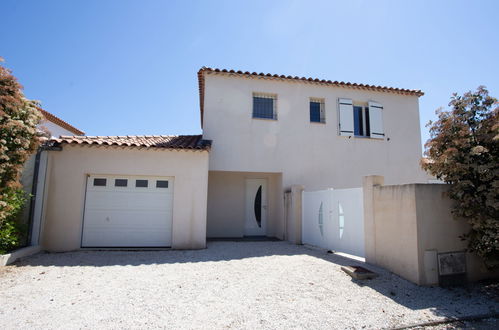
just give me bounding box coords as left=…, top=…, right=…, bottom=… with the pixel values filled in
left=0, top=188, right=28, bottom=254
left=422, top=86, right=499, bottom=269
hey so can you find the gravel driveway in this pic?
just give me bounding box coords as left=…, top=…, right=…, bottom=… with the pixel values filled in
left=0, top=241, right=497, bottom=329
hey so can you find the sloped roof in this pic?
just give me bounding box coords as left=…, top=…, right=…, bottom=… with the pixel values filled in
left=197, top=67, right=424, bottom=126
left=39, top=109, right=85, bottom=135
left=50, top=134, right=211, bottom=151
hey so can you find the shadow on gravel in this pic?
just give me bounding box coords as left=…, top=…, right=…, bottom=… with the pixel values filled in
left=351, top=277, right=498, bottom=322
left=11, top=240, right=499, bottom=322
left=14, top=240, right=360, bottom=268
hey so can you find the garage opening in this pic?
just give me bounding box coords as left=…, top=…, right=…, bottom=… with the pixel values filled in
left=81, top=175, right=174, bottom=247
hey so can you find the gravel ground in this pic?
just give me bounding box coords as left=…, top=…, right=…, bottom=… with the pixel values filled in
left=0, top=241, right=497, bottom=329
left=407, top=317, right=498, bottom=329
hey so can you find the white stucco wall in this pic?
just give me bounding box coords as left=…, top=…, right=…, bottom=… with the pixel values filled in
left=202, top=74, right=427, bottom=190
left=20, top=120, right=78, bottom=229
left=39, top=120, right=77, bottom=137
left=364, top=180, right=498, bottom=285
left=40, top=145, right=209, bottom=251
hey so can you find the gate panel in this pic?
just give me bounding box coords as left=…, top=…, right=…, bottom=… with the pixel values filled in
left=302, top=188, right=365, bottom=257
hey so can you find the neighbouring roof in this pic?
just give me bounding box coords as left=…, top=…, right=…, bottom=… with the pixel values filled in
left=49, top=134, right=211, bottom=151
left=197, top=67, right=425, bottom=127
left=39, top=108, right=85, bottom=135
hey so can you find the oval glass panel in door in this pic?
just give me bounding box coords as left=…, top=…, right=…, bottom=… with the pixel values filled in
left=318, top=202, right=324, bottom=236
left=254, top=185, right=262, bottom=227
left=338, top=202, right=345, bottom=239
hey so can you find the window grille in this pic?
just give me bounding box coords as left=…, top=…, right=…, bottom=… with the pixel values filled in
left=253, top=93, right=277, bottom=120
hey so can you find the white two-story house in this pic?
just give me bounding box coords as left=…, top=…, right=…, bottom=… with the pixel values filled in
left=35, top=67, right=427, bottom=251
left=199, top=68, right=427, bottom=240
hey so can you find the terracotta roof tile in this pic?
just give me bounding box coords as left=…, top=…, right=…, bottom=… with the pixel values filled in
left=50, top=135, right=211, bottom=151
left=197, top=67, right=424, bottom=127
left=39, top=108, right=85, bottom=135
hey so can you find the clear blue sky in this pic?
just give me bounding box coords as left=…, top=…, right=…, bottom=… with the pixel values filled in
left=2, top=0, right=498, bottom=147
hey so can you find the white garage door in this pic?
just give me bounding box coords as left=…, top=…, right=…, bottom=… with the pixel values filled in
left=82, top=175, right=174, bottom=247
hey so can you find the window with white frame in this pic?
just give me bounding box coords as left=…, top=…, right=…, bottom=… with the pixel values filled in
left=253, top=93, right=277, bottom=120
left=310, top=98, right=325, bottom=123
left=338, top=98, right=384, bottom=139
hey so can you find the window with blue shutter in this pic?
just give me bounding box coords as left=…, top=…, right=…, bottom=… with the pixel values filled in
left=339, top=98, right=383, bottom=139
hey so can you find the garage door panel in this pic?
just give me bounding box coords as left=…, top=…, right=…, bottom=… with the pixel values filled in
left=83, top=210, right=172, bottom=225
left=82, top=229, right=171, bottom=247
left=85, top=192, right=173, bottom=210
left=84, top=198, right=173, bottom=213
left=82, top=175, right=174, bottom=247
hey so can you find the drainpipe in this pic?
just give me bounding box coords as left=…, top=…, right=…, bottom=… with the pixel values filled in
left=27, top=144, right=62, bottom=246
left=26, top=149, right=42, bottom=246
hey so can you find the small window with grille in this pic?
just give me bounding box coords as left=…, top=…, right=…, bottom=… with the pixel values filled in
left=252, top=93, right=277, bottom=120
left=310, top=98, right=325, bottom=123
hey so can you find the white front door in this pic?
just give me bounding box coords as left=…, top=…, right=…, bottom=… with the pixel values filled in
left=245, top=179, right=267, bottom=236
left=81, top=175, right=173, bottom=247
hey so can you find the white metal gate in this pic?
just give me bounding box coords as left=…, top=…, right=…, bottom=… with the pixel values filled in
left=302, top=188, right=365, bottom=257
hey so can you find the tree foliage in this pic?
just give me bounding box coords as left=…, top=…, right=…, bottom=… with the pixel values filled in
left=422, top=86, right=499, bottom=268
left=0, top=59, right=43, bottom=250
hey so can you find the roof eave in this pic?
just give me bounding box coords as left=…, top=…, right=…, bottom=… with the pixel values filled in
left=39, top=108, right=85, bottom=135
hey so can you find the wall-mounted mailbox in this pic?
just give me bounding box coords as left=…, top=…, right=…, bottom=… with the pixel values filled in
left=438, top=251, right=467, bottom=286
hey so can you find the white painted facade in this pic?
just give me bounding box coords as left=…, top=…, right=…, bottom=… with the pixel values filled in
left=202, top=73, right=427, bottom=190
left=33, top=70, right=429, bottom=247
left=38, top=120, right=76, bottom=138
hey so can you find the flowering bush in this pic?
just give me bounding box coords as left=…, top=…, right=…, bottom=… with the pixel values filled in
left=0, top=188, right=27, bottom=253
left=0, top=59, right=42, bottom=252
left=422, top=86, right=499, bottom=268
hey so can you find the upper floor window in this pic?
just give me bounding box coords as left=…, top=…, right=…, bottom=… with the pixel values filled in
left=353, top=106, right=370, bottom=137
left=310, top=98, right=325, bottom=123
left=253, top=93, right=277, bottom=120
left=338, top=98, right=384, bottom=139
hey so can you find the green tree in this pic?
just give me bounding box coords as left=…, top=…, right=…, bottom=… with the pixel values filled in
left=0, top=58, right=43, bottom=252
left=422, top=86, right=499, bottom=268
